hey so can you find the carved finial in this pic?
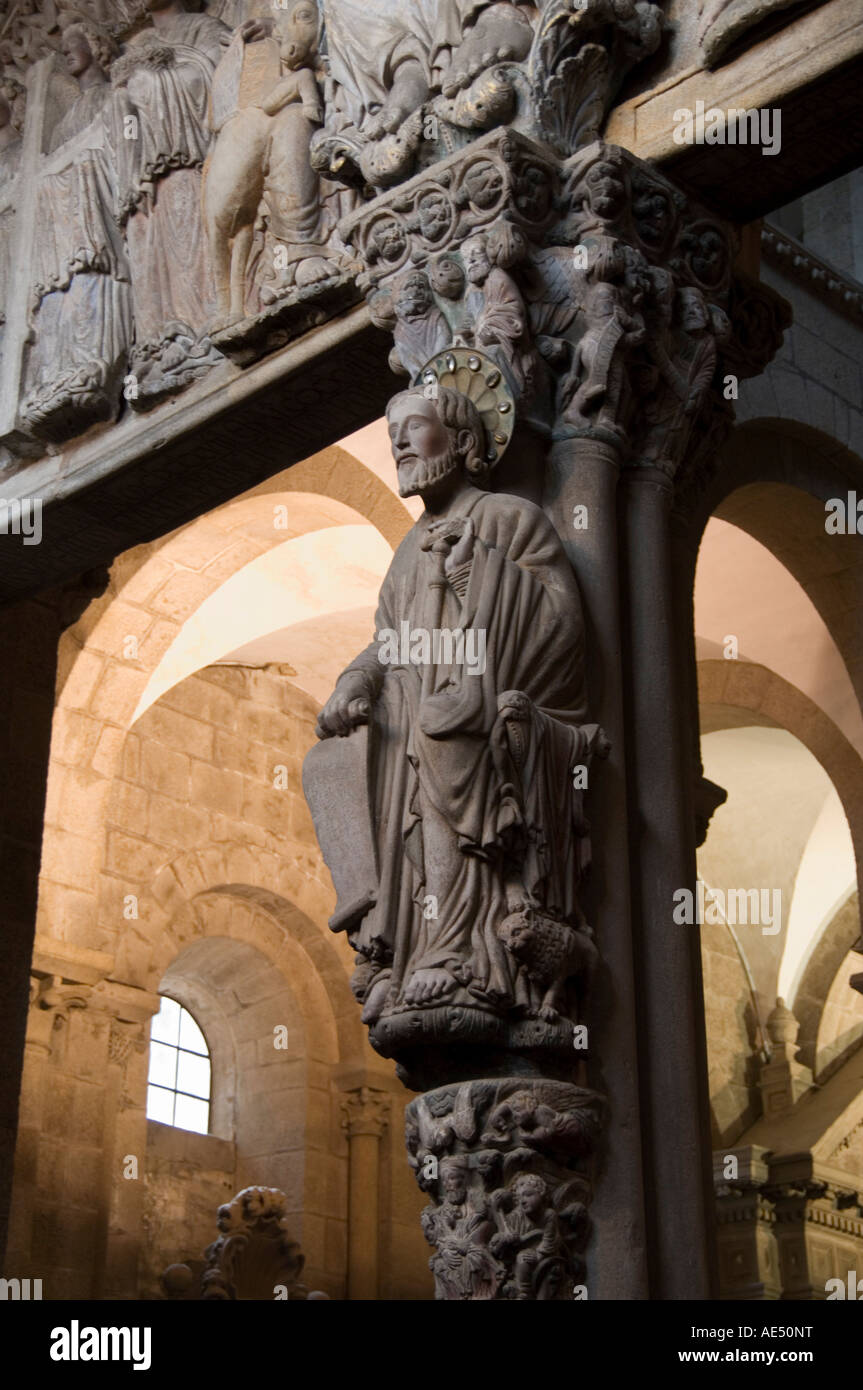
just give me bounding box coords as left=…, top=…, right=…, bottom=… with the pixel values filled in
left=766, top=997, right=798, bottom=1047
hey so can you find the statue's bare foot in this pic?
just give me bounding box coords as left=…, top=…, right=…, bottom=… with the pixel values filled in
left=295, top=256, right=336, bottom=289
left=361, top=972, right=392, bottom=1025
left=403, top=967, right=457, bottom=1006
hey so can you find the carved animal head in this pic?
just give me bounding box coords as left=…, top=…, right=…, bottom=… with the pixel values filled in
left=498, top=907, right=535, bottom=955
left=278, top=0, right=320, bottom=70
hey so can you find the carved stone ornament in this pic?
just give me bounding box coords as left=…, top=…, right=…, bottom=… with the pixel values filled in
left=406, top=1078, right=602, bottom=1299
left=0, top=1, right=365, bottom=450
left=160, top=1185, right=326, bottom=1300
left=697, top=0, right=829, bottom=70
left=340, top=130, right=789, bottom=468
left=203, top=1, right=361, bottom=363
left=20, top=21, right=132, bottom=440
left=312, top=0, right=663, bottom=190
left=341, top=1085, right=390, bottom=1139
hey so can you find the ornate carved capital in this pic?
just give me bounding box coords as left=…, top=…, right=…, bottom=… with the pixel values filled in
left=339, top=134, right=788, bottom=474
left=341, top=1086, right=390, bottom=1140
left=406, top=1078, right=602, bottom=1300
left=25, top=971, right=90, bottom=1056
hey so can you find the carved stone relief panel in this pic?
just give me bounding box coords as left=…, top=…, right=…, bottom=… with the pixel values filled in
left=312, top=0, right=664, bottom=190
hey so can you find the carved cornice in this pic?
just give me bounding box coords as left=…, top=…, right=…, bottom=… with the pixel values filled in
left=761, top=224, right=863, bottom=324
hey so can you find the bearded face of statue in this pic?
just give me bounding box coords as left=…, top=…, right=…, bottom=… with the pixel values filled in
left=388, top=393, right=462, bottom=500
left=394, top=273, right=433, bottom=320
left=462, top=237, right=490, bottom=285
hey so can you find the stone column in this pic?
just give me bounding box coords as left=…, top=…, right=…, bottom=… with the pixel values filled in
left=4, top=943, right=158, bottom=1299
left=546, top=433, right=647, bottom=1298
left=622, top=463, right=716, bottom=1296
left=625, top=276, right=790, bottom=1296
left=3, top=974, right=88, bottom=1281
left=341, top=1087, right=389, bottom=1301
left=303, top=0, right=788, bottom=1294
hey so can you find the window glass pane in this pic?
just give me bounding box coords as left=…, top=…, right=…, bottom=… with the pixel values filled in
left=148, top=1040, right=178, bottom=1089
left=146, top=1084, right=175, bottom=1125
left=173, top=1093, right=209, bottom=1135
left=150, top=997, right=180, bottom=1046
left=178, top=1008, right=207, bottom=1056
left=176, top=1050, right=210, bottom=1101
left=147, top=1000, right=211, bottom=1134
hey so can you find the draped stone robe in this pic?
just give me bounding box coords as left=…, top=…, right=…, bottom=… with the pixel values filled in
left=106, top=12, right=229, bottom=348
left=322, top=0, right=495, bottom=128
left=24, top=84, right=132, bottom=420
left=338, top=485, right=591, bottom=1016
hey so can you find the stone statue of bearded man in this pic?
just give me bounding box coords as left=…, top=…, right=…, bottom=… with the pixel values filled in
left=303, top=381, right=604, bottom=1086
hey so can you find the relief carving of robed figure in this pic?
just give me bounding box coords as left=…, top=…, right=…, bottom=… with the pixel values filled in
left=303, top=356, right=604, bottom=1084
left=105, top=0, right=231, bottom=396
left=22, top=22, right=133, bottom=438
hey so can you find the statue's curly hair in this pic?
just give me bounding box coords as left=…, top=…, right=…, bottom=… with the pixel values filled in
left=388, top=385, right=490, bottom=485
left=63, top=21, right=119, bottom=76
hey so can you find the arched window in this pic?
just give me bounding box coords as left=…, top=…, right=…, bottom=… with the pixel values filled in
left=146, top=997, right=211, bottom=1134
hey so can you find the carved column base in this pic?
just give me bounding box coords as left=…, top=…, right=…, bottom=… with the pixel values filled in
left=406, top=1078, right=603, bottom=1300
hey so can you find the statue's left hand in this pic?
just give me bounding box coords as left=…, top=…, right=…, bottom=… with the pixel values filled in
left=234, top=17, right=274, bottom=45
left=423, top=515, right=475, bottom=574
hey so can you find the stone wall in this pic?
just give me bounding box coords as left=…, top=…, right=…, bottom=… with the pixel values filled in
left=140, top=1122, right=235, bottom=1300
left=10, top=653, right=431, bottom=1299
left=701, top=918, right=762, bottom=1146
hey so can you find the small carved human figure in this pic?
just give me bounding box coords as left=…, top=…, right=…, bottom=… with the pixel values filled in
left=0, top=76, right=24, bottom=361
left=489, top=1174, right=565, bottom=1299
left=22, top=22, right=132, bottom=439
left=428, top=252, right=471, bottom=343
left=421, top=1160, right=502, bottom=1299
left=462, top=228, right=535, bottom=396
left=564, top=277, right=645, bottom=434
left=105, top=0, right=235, bottom=400
left=205, top=0, right=342, bottom=328
left=638, top=286, right=719, bottom=469
left=389, top=269, right=450, bottom=379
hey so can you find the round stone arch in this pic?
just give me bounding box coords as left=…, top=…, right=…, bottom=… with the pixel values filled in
left=36, top=448, right=413, bottom=956
left=698, top=658, right=863, bottom=1066
left=794, top=892, right=861, bottom=1076
left=682, top=419, right=863, bottom=707
left=131, top=893, right=355, bottom=1290
left=116, top=846, right=365, bottom=1069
